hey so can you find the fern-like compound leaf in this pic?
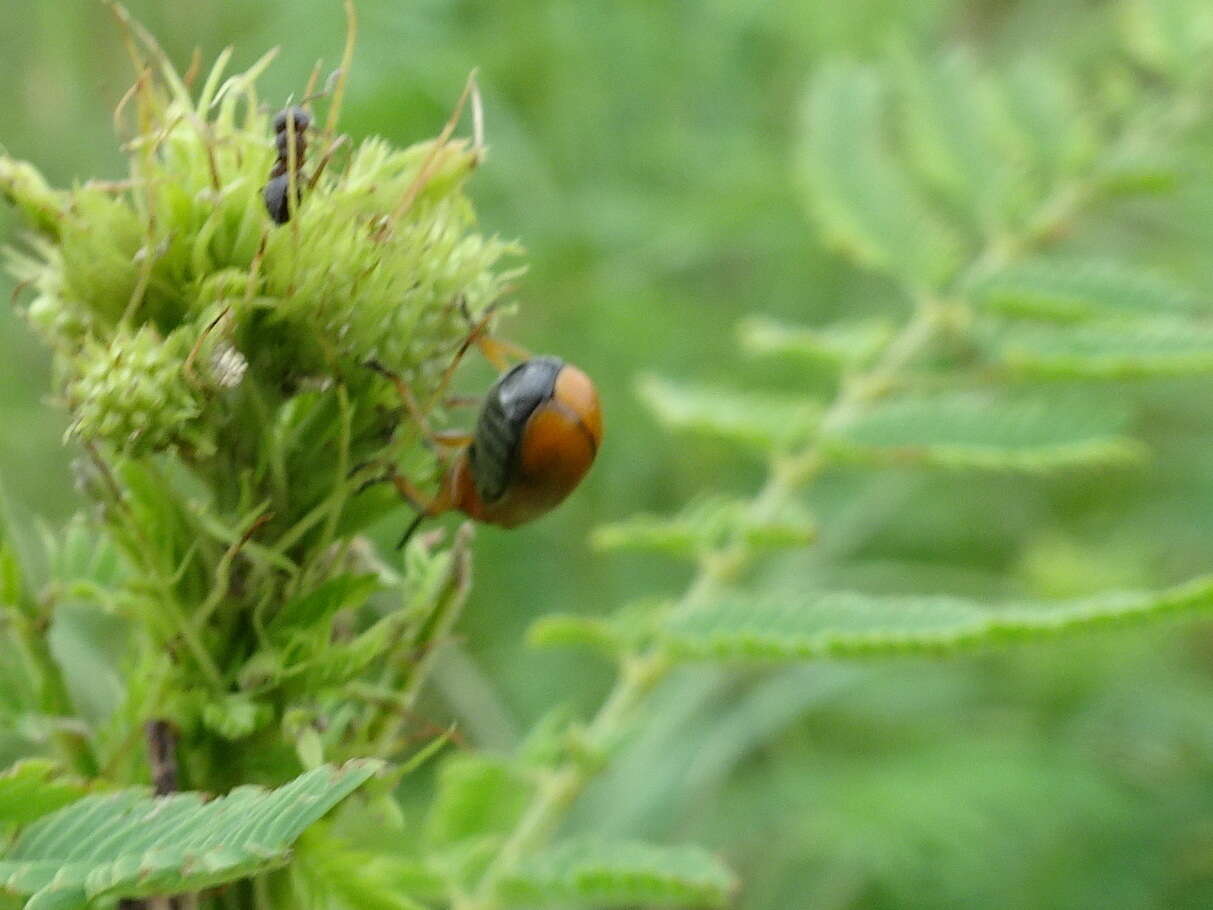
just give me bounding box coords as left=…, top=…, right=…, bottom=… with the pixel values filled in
left=592, top=495, right=815, bottom=561
left=994, top=319, right=1213, bottom=378
left=637, top=376, right=821, bottom=453
left=992, top=56, right=1097, bottom=187
left=659, top=575, right=1213, bottom=662
left=738, top=316, right=895, bottom=370
left=828, top=392, right=1143, bottom=471
left=800, top=62, right=962, bottom=287
left=889, top=44, right=1013, bottom=229
left=0, top=761, right=379, bottom=908
left=969, top=258, right=1203, bottom=323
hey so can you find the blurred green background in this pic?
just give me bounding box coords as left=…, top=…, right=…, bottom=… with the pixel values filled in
left=5, top=1, right=1213, bottom=907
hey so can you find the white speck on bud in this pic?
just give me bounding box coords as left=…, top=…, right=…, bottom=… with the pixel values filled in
left=211, top=344, right=249, bottom=389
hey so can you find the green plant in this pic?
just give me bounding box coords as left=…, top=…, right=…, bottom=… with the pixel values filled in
left=5, top=0, right=1213, bottom=908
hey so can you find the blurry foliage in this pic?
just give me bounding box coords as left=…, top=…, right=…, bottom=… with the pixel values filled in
left=4, top=0, right=1213, bottom=908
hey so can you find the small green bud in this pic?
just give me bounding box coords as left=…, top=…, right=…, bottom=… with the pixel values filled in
left=202, top=695, right=272, bottom=740
left=66, top=325, right=204, bottom=456
left=238, top=649, right=287, bottom=692
left=0, top=158, right=64, bottom=237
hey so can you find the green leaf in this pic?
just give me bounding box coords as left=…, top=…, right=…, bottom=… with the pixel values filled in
left=1094, top=150, right=1182, bottom=197
left=528, top=613, right=630, bottom=657
left=738, top=316, right=894, bottom=369
left=1119, top=0, right=1213, bottom=80
left=40, top=514, right=126, bottom=600
left=888, top=44, right=1009, bottom=226
left=201, top=694, right=273, bottom=741
left=424, top=755, right=533, bottom=850
left=498, top=837, right=738, bottom=908
left=293, top=612, right=410, bottom=689
left=658, top=574, right=1213, bottom=662
left=0, top=761, right=90, bottom=826
left=528, top=599, right=667, bottom=658
left=800, top=61, right=961, bottom=287
left=267, top=574, right=380, bottom=642
left=592, top=499, right=741, bottom=558
left=23, top=888, right=87, bottom=910
left=828, top=393, right=1144, bottom=471
left=291, top=829, right=432, bottom=910
left=0, top=761, right=380, bottom=906
left=968, top=259, right=1203, bottom=323
left=994, top=319, right=1213, bottom=378
left=637, top=376, right=820, bottom=452
left=592, top=496, right=815, bottom=561
left=990, top=56, right=1097, bottom=184
left=0, top=543, right=21, bottom=608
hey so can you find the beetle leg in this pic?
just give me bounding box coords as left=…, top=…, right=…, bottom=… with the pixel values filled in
left=389, top=470, right=441, bottom=513
left=348, top=459, right=379, bottom=481
left=355, top=462, right=451, bottom=514
left=365, top=359, right=437, bottom=441
left=476, top=335, right=531, bottom=373
left=352, top=466, right=399, bottom=496
left=396, top=513, right=427, bottom=550
left=390, top=469, right=459, bottom=551
left=431, top=429, right=474, bottom=449
left=428, top=307, right=497, bottom=407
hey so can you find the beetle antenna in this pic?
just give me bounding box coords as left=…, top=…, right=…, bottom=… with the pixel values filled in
left=396, top=512, right=427, bottom=550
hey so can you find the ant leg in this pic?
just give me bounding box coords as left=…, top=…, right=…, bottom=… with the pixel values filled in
left=307, top=134, right=349, bottom=191
left=443, top=395, right=480, bottom=409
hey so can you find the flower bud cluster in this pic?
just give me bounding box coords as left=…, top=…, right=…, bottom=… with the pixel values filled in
left=2, top=50, right=517, bottom=462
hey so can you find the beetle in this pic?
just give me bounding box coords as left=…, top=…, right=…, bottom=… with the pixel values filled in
left=263, top=106, right=311, bottom=224
left=369, top=352, right=603, bottom=546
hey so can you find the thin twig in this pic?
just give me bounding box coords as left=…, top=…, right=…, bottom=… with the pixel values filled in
left=323, top=0, right=358, bottom=138
left=146, top=718, right=178, bottom=796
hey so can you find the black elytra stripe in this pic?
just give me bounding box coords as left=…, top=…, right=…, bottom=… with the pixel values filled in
left=469, top=356, right=565, bottom=503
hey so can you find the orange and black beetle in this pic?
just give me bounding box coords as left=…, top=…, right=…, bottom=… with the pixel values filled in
left=386, top=355, right=602, bottom=545
left=448, top=356, right=602, bottom=526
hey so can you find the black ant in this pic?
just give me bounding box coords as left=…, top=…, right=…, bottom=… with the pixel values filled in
left=263, top=106, right=311, bottom=224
